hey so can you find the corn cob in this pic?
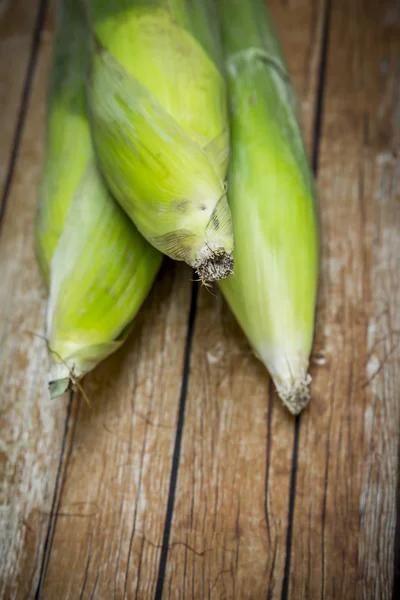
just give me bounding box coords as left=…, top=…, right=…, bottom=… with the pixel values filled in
left=84, top=0, right=234, bottom=282
left=217, top=0, right=320, bottom=414
left=35, top=0, right=162, bottom=399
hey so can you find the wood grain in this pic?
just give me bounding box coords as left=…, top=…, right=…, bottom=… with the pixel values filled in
left=0, top=3, right=69, bottom=598
left=0, top=0, right=44, bottom=199
left=160, top=1, right=328, bottom=597
left=288, top=0, right=400, bottom=598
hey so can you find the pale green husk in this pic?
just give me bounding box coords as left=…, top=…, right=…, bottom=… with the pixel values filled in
left=35, top=0, right=162, bottom=398
left=85, top=0, right=234, bottom=281
left=217, top=0, right=320, bottom=414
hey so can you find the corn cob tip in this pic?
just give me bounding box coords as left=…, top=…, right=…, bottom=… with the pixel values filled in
left=194, top=250, right=234, bottom=283
left=275, top=373, right=312, bottom=415
left=48, top=363, right=72, bottom=399
left=49, top=377, right=71, bottom=400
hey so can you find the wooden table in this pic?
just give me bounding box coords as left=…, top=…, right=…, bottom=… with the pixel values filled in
left=0, top=0, right=399, bottom=598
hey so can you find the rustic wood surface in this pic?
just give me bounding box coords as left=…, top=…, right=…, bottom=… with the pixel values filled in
left=0, top=0, right=399, bottom=599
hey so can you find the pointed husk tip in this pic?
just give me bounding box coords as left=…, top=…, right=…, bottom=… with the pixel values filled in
left=275, top=373, right=312, bottom=415
left=48, top=362, right=76, bottom=399
left=49, top=377, right=71, bottom=399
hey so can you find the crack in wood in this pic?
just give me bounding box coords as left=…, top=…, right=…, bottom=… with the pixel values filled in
left=155, top=281, right=199, bottom=599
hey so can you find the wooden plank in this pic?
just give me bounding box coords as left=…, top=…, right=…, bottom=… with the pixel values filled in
left=0, top=2, right=191, bottom=598
left=0, top=3, right=70, bottom=598
left=288, top=0, right=400, bottom=598
left=0, top=0, right=43, bottom=196
left=24, top=4, right=195, bottom=597
left=160, top=1, right=327, bottom=597
left=0, top=1, right=193, bottom=597
left=38, top=264, right=192, bottom=598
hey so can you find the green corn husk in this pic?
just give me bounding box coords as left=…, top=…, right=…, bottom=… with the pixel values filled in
left=35, top=0, right=162, bottom=398
left=84, top=0, right=234, bottom=282
left=217, top=0, right=320, bottom=414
